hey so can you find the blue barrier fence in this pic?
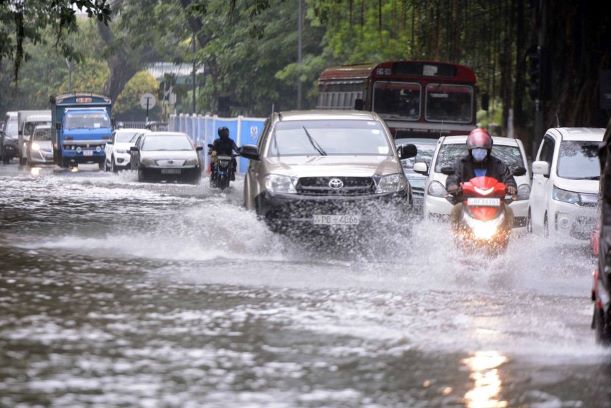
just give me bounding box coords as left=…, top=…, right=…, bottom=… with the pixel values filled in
left=169, top=114, right=265, bottom=174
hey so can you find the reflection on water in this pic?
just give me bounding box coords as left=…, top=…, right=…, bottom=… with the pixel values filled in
left=463, top=350, right=508, bottom=408
left=30, top=167, right=41, bottom=176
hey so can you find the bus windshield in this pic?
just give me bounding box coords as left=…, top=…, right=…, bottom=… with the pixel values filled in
left=426, top=84, right=473, bottom=123
left=373, top=82, right=420, bottom=121
left=65, top=112, right=110, bottom=130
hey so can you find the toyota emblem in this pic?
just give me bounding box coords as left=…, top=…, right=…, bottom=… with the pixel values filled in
left=328, top=178, right=344, bottom=190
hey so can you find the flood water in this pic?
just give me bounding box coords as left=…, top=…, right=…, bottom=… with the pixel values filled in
left=0, top=164, right=610, bottom=407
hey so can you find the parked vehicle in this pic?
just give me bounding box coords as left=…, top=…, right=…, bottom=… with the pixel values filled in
left=105, top=128, right=149, bottom=172
left=17, top=110, right=51, bottom=165
left=50, top=93, right=112, bottom=169
left=418, top=135, right=530, bottom=226
left=2, top=112, right=19, bottom=164
left=26, top=124, right=54, bottom=166
left=239, top=110, right=417, bottom=233
left=449, top=175, right=513, bottom=253
left=528, top=127, right=603, bottom=239
left=130, top=132, right=202, bottom=183
left=394, top=137, right=436, bottom=211
left=208, top=146, right=237, bottom=191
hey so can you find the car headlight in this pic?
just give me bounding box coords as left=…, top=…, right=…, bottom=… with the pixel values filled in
left=552, top=186, right=579, bottom=204
left=517, top=184, right=531, bottom=200
left=265, top=174, right=297, bottom=194
left=184, top=159, right=199, bottom=166
left=375, top=173, right=408, bottom=194
left=31, top=142, right=40, bottom=151
left=427, top=180, right=447, bottom=197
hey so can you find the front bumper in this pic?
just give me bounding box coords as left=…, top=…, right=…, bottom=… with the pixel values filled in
left=255, top=189, right=411, bottom=231
left=549, top=200, right=597, bottom=239
left=62, top=149, right=105, bottom=163
left=140, top=166, right=201, bottom=182
left=425, top=195, right=528, bottom=228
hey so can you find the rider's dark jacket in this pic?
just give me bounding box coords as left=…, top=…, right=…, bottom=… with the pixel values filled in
left=212, top=137, right=238, bottom=156
left=446, top=153, right=517, bottom=192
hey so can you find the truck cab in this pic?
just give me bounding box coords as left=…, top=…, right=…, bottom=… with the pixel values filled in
left=50, top=93, right=112, bottom=168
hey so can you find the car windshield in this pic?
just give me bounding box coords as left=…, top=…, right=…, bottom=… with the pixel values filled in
left=557, top=141, right=600, bottom=180
left=33, top=128, right=51, bottom=141
left=142, top=134, right=193, bottom=151
left=434, top=143, right=525, bottom=173
left=373, top=82, right=420, bottom=121
left=115, top=131, right=140, bottom=143
left=65, top=112, right=110, bottom=130
left=425, top=84, right=473, bottom=123
left=396, top=139, right=436, bottom=169
left=268, top=120, right=391, bottom=157
left=24, top=121, right=50, bottom=137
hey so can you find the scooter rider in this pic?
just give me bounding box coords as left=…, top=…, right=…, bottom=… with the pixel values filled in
left=211, top=127, right=239, bottom=180
left=446, top=128, right=517, bottom=229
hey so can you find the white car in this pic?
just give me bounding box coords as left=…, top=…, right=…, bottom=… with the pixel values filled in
left=417, top=135, right=531, bottom=227
left=528, top=127, right=603, bottom=239
left=104, top=128, right=149, bottom=172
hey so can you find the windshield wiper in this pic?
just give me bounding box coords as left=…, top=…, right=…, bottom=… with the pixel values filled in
left=302, top=126, right=327, bottom=156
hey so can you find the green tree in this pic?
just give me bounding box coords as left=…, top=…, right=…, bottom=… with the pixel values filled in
left=114, top=71, right=160, bottom=120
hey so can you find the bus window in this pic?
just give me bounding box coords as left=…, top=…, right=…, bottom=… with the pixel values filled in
left=425, top=84, right=473, bottom=124
left=373, top=82, right=420, bottom=121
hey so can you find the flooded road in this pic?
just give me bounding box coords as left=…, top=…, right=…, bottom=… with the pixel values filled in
left=0, top=164, right=610, bottom=407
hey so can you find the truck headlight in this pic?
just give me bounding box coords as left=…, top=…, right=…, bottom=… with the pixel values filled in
left=427, top=180, right=447, bottom=197
left=552, top=186, right=579, bottom=204
left=375, top=173, right=407, bottom=194
left=265, top=174, right=297, bottom=194
left=517, top=184, right=531, bottom=200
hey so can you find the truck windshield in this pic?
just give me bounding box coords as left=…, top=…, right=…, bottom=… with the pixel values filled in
left=33, top=129, right=51, bottom=141
left=373, top=81, right=420, bottom=121
left=425, top=84, right=473, bottom=123
left=24, top=121, right=50, bottom=137
left=65, top=112, right=110, bottom=130
left=557, top=141, right=600, bottom=180
left=268, top=120, right=391, bottom=157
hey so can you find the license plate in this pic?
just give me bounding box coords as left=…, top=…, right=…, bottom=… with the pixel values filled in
left=83, top=150, right=93, bottom=156
left=467, top=197, right=501, bottom=207
left=161, top=169, right=181, bottom=175
left=312, top=214, right=360, bottom=225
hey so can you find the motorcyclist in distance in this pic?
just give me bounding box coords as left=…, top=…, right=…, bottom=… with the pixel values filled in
left=446, top=128, right=517, bottom=230
left=211, top=127, right=239, bottom=180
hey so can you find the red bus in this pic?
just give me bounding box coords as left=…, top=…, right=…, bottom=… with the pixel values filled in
left=317, top=60, right=481, bottom=139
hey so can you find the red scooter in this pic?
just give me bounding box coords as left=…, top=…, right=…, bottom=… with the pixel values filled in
left=451, top=176, right=513, bottom=253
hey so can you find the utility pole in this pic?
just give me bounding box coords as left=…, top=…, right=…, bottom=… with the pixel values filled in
left=533, top=0, right=546, bottom=158
left=192, top=31, right=197, bottom=114
left=65, top=58, right=73, bottom=93
left=297, top=0, right=303, bottom=110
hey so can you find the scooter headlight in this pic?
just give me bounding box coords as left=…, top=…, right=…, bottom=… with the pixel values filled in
left=464, top=213, right=505, bottom=240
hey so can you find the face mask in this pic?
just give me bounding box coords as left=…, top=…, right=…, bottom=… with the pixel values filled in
left=471, top=148, right=488, bottom=162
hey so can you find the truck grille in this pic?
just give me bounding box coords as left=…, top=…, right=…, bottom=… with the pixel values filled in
left=296, top=177, right=375, bottom=196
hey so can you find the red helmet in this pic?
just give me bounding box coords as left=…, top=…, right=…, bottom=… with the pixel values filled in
left=466, top=128, right=492, bottom=151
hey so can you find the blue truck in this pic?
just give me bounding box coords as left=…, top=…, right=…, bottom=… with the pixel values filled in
left=50, top=93, right=112, bottom=168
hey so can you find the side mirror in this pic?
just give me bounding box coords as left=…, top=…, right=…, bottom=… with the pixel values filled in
left=532, top=160, right=550, bottom=177
left=239, top=144, right=260, bottom=161
left=512, top=166, right=527, bottom=177
left=354, top=98, right=364, bottom=111
left=481, top=93, right=490, bottom=111
left=413, top=162, right=429, bottom=175
left=130, top=146, right=139, bottom=152
left=441, top=166, right=455, bottom=175
left=399, top=144, right=417, bottom=160
left=195, top=146, right=203, bottom=152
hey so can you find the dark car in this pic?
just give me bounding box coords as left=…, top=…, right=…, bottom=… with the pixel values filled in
left=130, top=131, right=202, bottom=184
